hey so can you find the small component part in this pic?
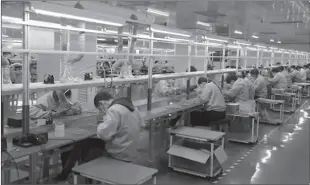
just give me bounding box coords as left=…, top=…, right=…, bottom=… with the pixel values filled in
left=43, top=74, right=55, bottom=84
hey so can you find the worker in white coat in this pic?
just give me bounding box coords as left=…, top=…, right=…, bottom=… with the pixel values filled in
left=174, top=66, right=198, bottom=92
left=250, top=69, right=271, bottom=120
left=300, top=65, right=307, bottom=82
left=268, top=67, right=287, bottom=90
left=241, top=71, right=255, bottom=100
left=153, top=68, right=176, bottom=97
left=58, top=92, right=144, bottom=181
left=29, top=90, right=82, bottom=120
left=282, top=66, right=292, bottom=88
left=291, top=65, right=304, bottom=83
left=223, top=73, right=250, bottom=103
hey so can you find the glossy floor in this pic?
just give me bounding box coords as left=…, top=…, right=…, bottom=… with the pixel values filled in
left=138, top=100, right=309, bottom=185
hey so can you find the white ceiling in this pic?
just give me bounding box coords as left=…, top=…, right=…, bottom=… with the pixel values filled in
left=105, top=0, right=310, bottom=51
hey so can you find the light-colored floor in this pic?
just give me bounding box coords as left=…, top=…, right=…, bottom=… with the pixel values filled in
left=138, top=100, right=309, bottom=185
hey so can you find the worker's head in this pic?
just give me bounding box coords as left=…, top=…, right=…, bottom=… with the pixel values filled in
left=226, top=73, right=238, bottom=86
left=271, top=67, right=280, bottom=75
left=94, top=91, right=114, bottom=112
left=2, top=52, right=14, bottom=59
left=279, top=66, right=284, bottom=72
left=296, top=66, right=302, bottom=71
left=236, top=71, right=244, bottom=79
left=261, top=69, right=270, bottom=77
left=186, top=66, right=197, bottom=72
left=250, top=68, right=260, bottom=79
left=198, top=77, right=209, bottom=89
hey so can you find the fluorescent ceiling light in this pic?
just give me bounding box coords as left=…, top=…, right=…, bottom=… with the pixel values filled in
left=270, top=39, right=274, bottom=42
left=196, top=21, right=211, bottom=27
left=277, top=41, right=281, bottom=44
left=150, top=27, right=191, bottom=37
left=235, top=42, right=250, bottom=46
left=2, top=34, right=9, bottom=38
left=33, top=9, right=123, bottom=27
left=2, top=39, right=22, bottom=43
left=204, top=36, right=227, bottom=43
left=255, top=44, right=266, bottom=48
left=97, top=38, right=106, bottom=41
left=147, top=8, right=169, bottom=17
left=234, top=30, right=243, bottom=35
left=252, top=35, right=259, bottom=39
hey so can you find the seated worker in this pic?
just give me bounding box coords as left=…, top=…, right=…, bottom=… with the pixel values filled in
left=306, top=64, right=310, bottom=81
left=300, top=65, right=308, bottom=82
left=268, top=67, right=287, bottom=90
left=57, top=92, right=144, bottom=181
left=250, top=69, right=271, bottom=120
left=29, top=89, right=82, bottom=120
left=282, top=66, right=292, bottom=88
left=241, top=71, right=255, bottom=100
left=153, top=68, right=176, bottom=97
left=291, top=65, right=304, bottom=83
left=169, top=77, right=226, bottom=127
left=223, top=73, right=250, bottom=103
left=174, top=66, right=198, bottom=92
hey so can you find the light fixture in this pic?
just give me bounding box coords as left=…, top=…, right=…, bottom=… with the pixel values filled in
left=146, top=8, right=169, bottom=17
left=255, top=44, right=266, bottom=48
left=33, top=9, right=123, bottom=27
left=196, top=21, right=211, bottom=27
left=204, top=36, right=227, bottom=43
left=2, top=34, right=9, bottom=38
left=150, top=27, right=191, bottom=37
left=235, top=41, right=250, bottom=46
left=97, top=38, right=106, bottom=41
left=270, top=39, right=274, bottom=42
left=277, top=41, right=281, bottom=44
left=234, top=30, right=243, bottom=35
left=252, top=35, right=259, bottom=39
left=208, top=42, right=223, bottom=47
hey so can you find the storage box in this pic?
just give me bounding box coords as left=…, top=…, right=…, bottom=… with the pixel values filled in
left=226, top=103, right=239, bottom=114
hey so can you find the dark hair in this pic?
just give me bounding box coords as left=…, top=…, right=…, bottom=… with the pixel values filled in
left=271, top=67, right=280, bottom=73
left=291, top=65, right=296, bottom=69
left=3, top=52, right=11, bottom=56
left=94, top=91, right=113, bottom=108
left=226, top=73, right=237, bottom=84
left=296, top=66, right=302, bottom=70
left=279, top=66, right=284, bottom=72
left=154, top=61, right=159, bottom=64
left=198, top=77, right=209, bottom=85
left=226, top=66, right=230, bottom=68
left=186, top=66, right=197, bottom=72
left=64, top=89, right=72, bottom=98
left=250, top=69, right=259, bottom=76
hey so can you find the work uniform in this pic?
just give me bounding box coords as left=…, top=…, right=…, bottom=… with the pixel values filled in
left=253, top=76, right=268, bottom=98
left=60, top=98, right=144, bottom=179
left=225, top=78, right=250, bottom=103
left=282, top=70, right=292, bottom=88
left=244, top=77, right=255, bottom=100
left=174, top=77, right=197, bottom=91
left=153, top=80, right=174, bottom=97
left=29, top=91, right=82, bottom=120
left=300, top=68, right=307, bottom=82
left=291, top=69, right=304, bottom=83
left=307, top=68, right=310, bottom=80
left=268, top=72, right=287, bottom=89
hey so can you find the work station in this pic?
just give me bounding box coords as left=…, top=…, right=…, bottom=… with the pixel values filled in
left=1, top=1, right=310, bottom=184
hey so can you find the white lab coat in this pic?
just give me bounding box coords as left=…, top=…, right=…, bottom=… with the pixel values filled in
left=268, top=72, right=287, bottom=89
left=253, top=76, right=268, bottom=98
left=244, top=77, right=255, bottom=100
left=291, top=70, right=304, bottom=83
left=174, top=77, right=197, bottom=91
left=225, top=78, right=250, bottom=103
left=97, top=99, right=144, bottom=162
left=300, top=68, right=307, bottom=82
left=29, top=92, right=82, bottom=119
left=282, top=70, right=292, bottom=88
left=153, top=80, right=174, bottom=97
left=199, top=82, right=226, bottom=112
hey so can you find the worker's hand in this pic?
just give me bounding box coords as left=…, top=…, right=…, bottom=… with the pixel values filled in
left=51, top=111, right=62, bottom=118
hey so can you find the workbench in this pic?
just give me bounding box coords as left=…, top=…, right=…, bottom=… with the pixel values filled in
left=1, top=97, right=204, bottom=184
left=294, top=82, right=310, bottom=98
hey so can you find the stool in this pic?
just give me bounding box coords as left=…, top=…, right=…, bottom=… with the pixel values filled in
left=72, top=157, right=158, bottom=184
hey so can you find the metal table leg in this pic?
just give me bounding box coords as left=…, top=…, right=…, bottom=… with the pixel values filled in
left=29, top=153, right=37, bottom=184
left=210, top=142, right=214, bottom=177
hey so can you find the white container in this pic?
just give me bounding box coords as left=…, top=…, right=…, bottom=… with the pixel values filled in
left=54, top=122, right=65, bottom=137
left=226, top=103, right=240, bottom=114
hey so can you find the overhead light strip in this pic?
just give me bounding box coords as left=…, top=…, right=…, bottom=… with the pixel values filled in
left=252, top=35, right=259, bottom=39
left=196, top=21, right=211, bottom=27
left=147, top=8, right=169, bottom=17
left=150, top=28, right=191, bottom=37
left=204, top=36, right=227, bottom=43
left=234, top=30, right=243, bottom=35
left=34, top=9, right=123, bottom=27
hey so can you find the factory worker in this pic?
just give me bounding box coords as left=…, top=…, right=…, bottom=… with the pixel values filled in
left=268, top=67, right=287, bottom=90
left=169, top=77, right=226, bottom=127
left=152, top=60, right=162, bottom=74
left=242, top=71, right=255, bottom=100
left=58, top=92, right=144, bottom=181
left=306, top=64, right=310, bottom=80
left=282, top=66, right=292, bottom=88
left=29, top=90, right=82, bottom=120
left=250, top=69, right=271, bottom=120
left=174, top=66, right=198, bottom=92
left=223, top=73, right=250, bottom=103
left=153, top=68, right=176, bottom=97
left=300, top=65, right=308, bottom=82
left=291, top=65, right=304, bottom=83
